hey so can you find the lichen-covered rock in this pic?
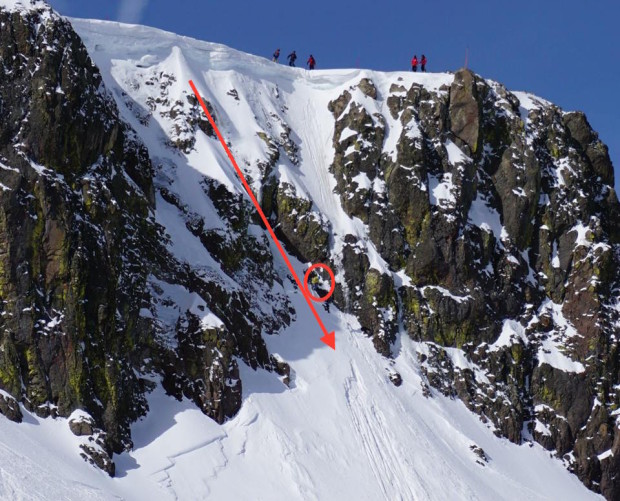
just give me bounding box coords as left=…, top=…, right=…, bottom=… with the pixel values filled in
left=331, top=101, right=386, bottom=223
left=321, top=63, right=620, bottom=499
left=0, top=391, right=22, bottom=422
left=68, top=410, right=97, bottom=436
left=328, top=90, right=351, bottom=119
left=79, top=442, right=115, bottom=476
left=0, top=5, right=155, bottom=457
left=0, top=5, right=618, bottom=497
left=274, top=183, right=330, bottom=264
left=449, top=69, right=481, bottom=155
left=159, top=313, right=242, bottom=423
left=0, top=4, right=293, bottom=478
left=359, top=269, right=398, bottom=356
left=357, top=78, right=377, bottom=100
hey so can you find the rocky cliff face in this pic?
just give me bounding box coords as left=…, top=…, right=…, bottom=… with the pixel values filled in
left=319, top=73, right=620, bottom=498
left=0, top=3, right=157, bottom=472
left=0, top=2, right=619, bottom=499
left=239, top=64, right=620, bottom=499
left=0, top=2, right=290, bottom=474
left=318, top=74, right=620, bottom=497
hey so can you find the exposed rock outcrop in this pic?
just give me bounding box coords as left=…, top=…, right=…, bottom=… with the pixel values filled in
left=321, top=69, right=620, bottom=499
left=0, top=2, right=291, bottom=476
left=0, top=4, right=618, bottom=499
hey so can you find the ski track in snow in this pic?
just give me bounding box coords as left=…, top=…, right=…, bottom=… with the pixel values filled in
left=299, top=98, right=338, bottom=220
left=343, top=358, right=419, bottom=500
left=0, top=441, right=115, bottom=501
left=0, top=14, right=605, bottom=501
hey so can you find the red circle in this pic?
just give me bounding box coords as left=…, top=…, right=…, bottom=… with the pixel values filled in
left=303, top=263, right=335, bottom=303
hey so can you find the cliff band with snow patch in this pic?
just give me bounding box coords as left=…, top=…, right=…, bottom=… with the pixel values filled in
left=0, top=2, right=618, bottom=500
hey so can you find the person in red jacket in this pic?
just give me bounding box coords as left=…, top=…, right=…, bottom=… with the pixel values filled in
left=411, top=55, right=418, bottom=72
left=307, top=54, right=316, bottom=70
left=421, top=54, right=427, bottom=72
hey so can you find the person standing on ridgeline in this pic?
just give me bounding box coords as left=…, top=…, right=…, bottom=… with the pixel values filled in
left=272, top=48, right=280, bottom=62
left=307, top=54, right=316, bottom=70
left=287, top=50, right=297, bottom=67
left=421, top=54, right=427, bottom=72
left=411, top=54, right=418, bottom=72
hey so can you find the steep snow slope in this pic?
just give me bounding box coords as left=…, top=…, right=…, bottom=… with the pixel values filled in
left=0, top=14, right=602, bottom=500
left=0, top=295, right=603, bottom=501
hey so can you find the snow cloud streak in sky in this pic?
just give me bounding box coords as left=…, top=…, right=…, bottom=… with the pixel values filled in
left=117, top=0, right=149, bottom=24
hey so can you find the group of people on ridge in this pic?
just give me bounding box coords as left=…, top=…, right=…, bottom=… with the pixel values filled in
left=272, top=48, right=427, bottom=72
left=411, top=54, right=427, bottom=72
left=272, top=48, right=316, bottom=70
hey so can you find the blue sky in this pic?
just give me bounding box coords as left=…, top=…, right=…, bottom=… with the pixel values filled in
left=49, top=0, right=619, bottom=192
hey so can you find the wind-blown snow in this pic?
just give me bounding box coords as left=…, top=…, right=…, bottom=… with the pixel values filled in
left=0, top=284, right=600, bottom=501
left=428, top=173, right=456, bottom=209
left=422, top=285, right=472, bottom=304
left=513, top=91, right=551, bottom=127
left=489, top=319, right=529, bottom=352
left=532, top=300, right=586, bottom=374
left=445, top=139, right=471, bottom=165
left=569, top=222, right=591, bottom=247
left=551, top=240, right=561, bottom=268
left=0, top=15, right=602, bottom=501
left=468, top=192, right=504, bottom=242
left=351, top=172, right=372, bottom=191
left=0, top=0, right=49, bottom=12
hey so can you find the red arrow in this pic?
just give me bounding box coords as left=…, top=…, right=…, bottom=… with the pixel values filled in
left=189, top=80, right=335, bottom=350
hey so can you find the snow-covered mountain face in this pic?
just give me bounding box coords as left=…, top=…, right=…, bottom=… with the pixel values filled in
left=0, top=1, right=618, bottom=500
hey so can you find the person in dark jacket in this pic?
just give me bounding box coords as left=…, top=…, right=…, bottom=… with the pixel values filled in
left=287, top=50, right=297, bottom=66
left=421, top=54, right=427, bottom=72
left=411, top=55, right=418, bottom=72
left=272, top=48, right=280, bottom=62
left=307, top=54, right=316, bottom=70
